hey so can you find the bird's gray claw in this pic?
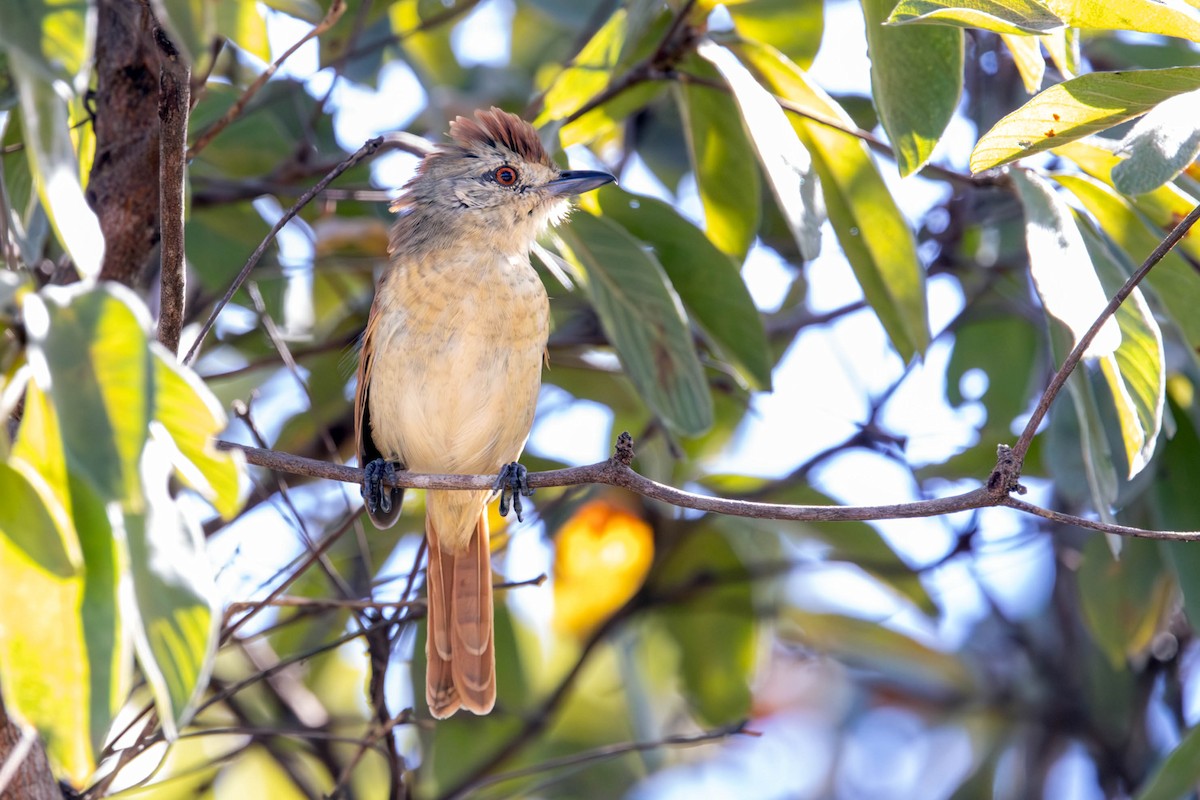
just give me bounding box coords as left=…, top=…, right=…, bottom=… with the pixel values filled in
left=363, top=458, right=399, bottom=515
left=494, top=462, right=532, bottom=522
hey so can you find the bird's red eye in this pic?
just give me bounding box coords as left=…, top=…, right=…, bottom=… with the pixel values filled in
left=494, top=166, right=518, bottom=186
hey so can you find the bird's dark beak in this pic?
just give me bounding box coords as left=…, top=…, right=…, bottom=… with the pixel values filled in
left=545, top=169, right=616, bottom=197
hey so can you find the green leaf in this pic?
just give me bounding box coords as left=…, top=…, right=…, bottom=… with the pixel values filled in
left=736, top=42, right=929, bottom=360
left=1053, top=173, right=1200, bottom=355
left=971, top=67, right=1200, bottom=172
left=8, top=50, right=104, bottom=277
left=862, top=0, right=963, bottom=176
left=654, top=527, right=756, bottom=726
left=150, top=347, right=243, bottom=519
left=0, top=465, right=92, bottom=783
left=23, top=284, right=153, bottom=507
left=1136, top=722, right=1200, bottom=800
left=557, top=212, right=714, bottom=437
left=717, top=0, right=825, bottom=68
left=0, top=0, right=89, bottom=83
left=260, top=0, right=323, bottom=23
left=698, top=39, right=822, bottom=261
left=587, top=185, right=773, bottom=390
left=120, top=446, right=219, bottom=739
left=1078, top=536, right=1172, bottom=668
left=1078, top=224, right=1165, bottom=481
left=675, top=56, right=762, bottom=261
left=887, top=0, right=1064, bottom=35
left=1156, top=400, right=1200, bottom=628
left=158, top=0, right=270, bottom=68
left=1043, top=0, right=1200, bottom=41
left=534, top=7, right=628, bottom=126
left=1010, top=169, right=1122, bottom=356
left=1112, top=89, right=1200, bottom=195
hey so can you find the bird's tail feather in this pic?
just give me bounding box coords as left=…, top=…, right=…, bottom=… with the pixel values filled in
left=425, top=509, right=496, bottom=718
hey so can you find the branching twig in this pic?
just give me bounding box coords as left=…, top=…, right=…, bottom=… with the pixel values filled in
left=187, top=0, right=347, bottom=159
left=182, top=136, right=383, bottom=366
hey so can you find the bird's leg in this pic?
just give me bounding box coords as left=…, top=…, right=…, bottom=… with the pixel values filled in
left=494, top=462, right=533, bottom=522
left=362, top=458, right=401, bottom=515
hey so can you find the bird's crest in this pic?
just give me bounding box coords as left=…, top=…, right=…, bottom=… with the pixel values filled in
left=447, top=107, right=551, bottom=167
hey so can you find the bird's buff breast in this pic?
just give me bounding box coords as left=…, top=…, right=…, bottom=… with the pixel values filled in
left=367, top=252, right=550, bottom=476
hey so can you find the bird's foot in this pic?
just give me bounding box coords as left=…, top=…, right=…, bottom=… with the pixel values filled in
left=362, top=458, right=401, bottom=515
left=494, top=462, right=533, bottom=522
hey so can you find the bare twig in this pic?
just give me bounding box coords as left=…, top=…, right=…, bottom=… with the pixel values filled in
left=182, top=135, right=383, bottom=366
left=187, top=0, right=347, bottom=159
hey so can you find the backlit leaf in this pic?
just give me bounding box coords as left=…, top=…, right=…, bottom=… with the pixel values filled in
left=1043, top=0, right=1200, bottom=41
left=1000, top=32, right=1046, bottom=93
left=863, top=0, right=963, bottom=176
left=698, top=38, right=822, bottom=261
left=1010, top=169, right=1121, bottom=356
left=736, top=42, right=929, bottom=360
left=971, top=67, right=1200, bottom=172
left=676, top=55, right=761, bottom=261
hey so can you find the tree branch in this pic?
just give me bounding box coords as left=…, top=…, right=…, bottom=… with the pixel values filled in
left=213, top=433, right=1200, bottom=539
left=156, top=24, right=189, bottom=353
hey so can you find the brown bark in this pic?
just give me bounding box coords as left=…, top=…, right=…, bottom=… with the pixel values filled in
left=0, top=700, right=61, bottom=800
left=87, top=0, right=161, bottom=287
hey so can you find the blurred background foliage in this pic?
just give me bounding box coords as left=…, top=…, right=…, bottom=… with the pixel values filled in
left=3, top=0, right=1200, bottom=798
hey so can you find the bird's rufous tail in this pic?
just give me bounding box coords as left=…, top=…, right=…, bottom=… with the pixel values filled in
left=425, top=509, right=495, bottom=718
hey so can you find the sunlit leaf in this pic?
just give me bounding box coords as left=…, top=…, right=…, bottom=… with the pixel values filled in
left=150, top=348, right=243, bottom=519
left=8, top=50, right=104, bottom=277
left=971, top=67, right=1200, bottom=172
left=1112, top=89, right=1200, bottom=195
left=23, top=284, right=152, bottom=507
left=1054, top=173, right=1200, bottom=354
left=698, top=38, right=822, bottom=261
left=0, top=465, right=91, bottom=783
left=1078, top=220, right=1165, bottom=480
left=863, top=0, right=963, bottom=176
left=675, top=55, right=761, bottom=261
left=533, top=7, right=627, bottom=126
left=715, top=0, right=825, bottom=68
left=655, top=527, right=756, bottom=725
left=557, top=212, right=713, bottom=436
left=1040, top=26, right=1079, bottom=78
left=1010, top=169, right=1121, bottom=356
left=119, top=443, right=219, bottom=739
left=887, top=0, right=1063, bottom=35
left=1000, top=32, right=1045, bottom=93
left=586, top=185, right=773, bottom=390
left=737, top=41, right=929, bottom=360
left=1043, top=0, right=1200, bottom=41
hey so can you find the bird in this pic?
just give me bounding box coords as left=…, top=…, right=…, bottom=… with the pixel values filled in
left=354, top=107, right=614, bottom=718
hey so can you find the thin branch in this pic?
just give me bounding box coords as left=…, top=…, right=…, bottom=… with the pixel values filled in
left=1001, top=496, right=1199, bottom=540
left=156, top=27, right=190, bottom=353
left=1009, top=201, right=1200, bottom=463
left=468, top=719, right=754, bottom=793
left=182, top=135, right=383, bottom=366
left=187, top=0, right=347, bottom=159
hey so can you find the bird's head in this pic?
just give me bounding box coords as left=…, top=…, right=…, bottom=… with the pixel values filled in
left=391, top=107, right=614, bottom=255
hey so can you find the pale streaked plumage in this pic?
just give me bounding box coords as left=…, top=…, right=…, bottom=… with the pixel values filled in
left=354, top=108, right=613, bottom=718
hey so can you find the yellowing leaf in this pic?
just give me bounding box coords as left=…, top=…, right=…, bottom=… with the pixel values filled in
left=1043, top=0, right=1200, bottom=41
left=888, top=0, right=1064, bottom=35
left=1000, top=32, right=1046, bottom=93
left=971, top=67, right=1200, bottom=172
left=554, top=500, right=653, bottom=637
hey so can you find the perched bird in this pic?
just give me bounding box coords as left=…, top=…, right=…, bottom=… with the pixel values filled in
left=355, top=107, right=614, bottom=718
